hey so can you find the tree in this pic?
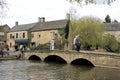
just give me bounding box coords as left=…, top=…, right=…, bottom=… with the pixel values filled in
left=67, top=0, right=116, bottom=5
left=102, top=34, right=120, bottom=53
left=71, top=16, right=105, bottom=50
left=0, top=0, right=7, bottom=11
left=0, top=0, right=7, bottom=17
left=0, top=0, right=7, bottom=23
left=105, top=14, right=111, bottom=23
left=113, top=19, right=118, bottom=23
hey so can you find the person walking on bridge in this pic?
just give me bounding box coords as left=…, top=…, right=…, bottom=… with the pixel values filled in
left=75, top=35, right=81, bottom=52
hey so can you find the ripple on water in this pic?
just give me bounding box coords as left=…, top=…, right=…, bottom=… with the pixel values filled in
left=0, top=60, right=120, bottom=80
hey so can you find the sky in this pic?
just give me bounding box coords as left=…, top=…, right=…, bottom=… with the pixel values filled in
left=0, top=0, right=120, bottom=28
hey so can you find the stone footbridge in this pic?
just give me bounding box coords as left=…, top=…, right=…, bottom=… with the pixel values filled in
left=23, top=50, right=120, bottom=69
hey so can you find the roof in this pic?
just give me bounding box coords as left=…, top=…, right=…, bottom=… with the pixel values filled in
left=104, top=23, right=120, bottom=31
left=0, top=24, right=10, bottom=28
left=30, top=19, right=68, bottom=31
left=0, top=24, right=10, bottom=32
left=10, top=22, right=37, bottom=32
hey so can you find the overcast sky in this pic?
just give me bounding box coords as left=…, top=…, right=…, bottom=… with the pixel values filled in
left=0, top=0, right=120, bottom=27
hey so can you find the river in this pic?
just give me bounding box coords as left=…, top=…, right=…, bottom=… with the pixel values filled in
left=0, top=60, right=120, bottom=80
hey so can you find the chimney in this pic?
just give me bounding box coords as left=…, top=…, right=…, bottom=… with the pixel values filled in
left=15, top=21, right=19, bottom=26
left=38, top=17, right=45, bottom=22
left=66, top=13, right=70, bottom=20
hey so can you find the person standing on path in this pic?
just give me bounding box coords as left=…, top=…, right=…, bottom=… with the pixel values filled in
left=0, top=44, right=4, bottom=57
left=4, top=41, right=9, bottom=56
left=50, top=38, right=55, bottom=50
left=73, top=35, right=77, bottom=50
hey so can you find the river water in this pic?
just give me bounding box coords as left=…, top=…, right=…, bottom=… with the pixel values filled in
left=0, top=60, right=120, bottom=80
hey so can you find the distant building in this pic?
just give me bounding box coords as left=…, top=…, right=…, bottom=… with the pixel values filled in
left=104, top=23, right=120, bottom=41
left=0, top=24, right=10, bottom=45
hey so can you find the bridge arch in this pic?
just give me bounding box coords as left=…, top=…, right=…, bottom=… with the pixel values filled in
left=71, top=58, right=94, bottom=67
left=44, top=55, right=67, bottom=64
left=28, top=55, right=41, bottom=60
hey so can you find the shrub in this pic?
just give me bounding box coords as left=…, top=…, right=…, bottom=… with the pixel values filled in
left=102, top=34, right=120, bottom=53
left=30, top=43, right=50, bottom=51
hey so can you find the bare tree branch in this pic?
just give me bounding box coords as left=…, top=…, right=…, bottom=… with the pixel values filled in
left=67, top=0, right=116, bottom=5
left=0, top=0, right=7, bottom=9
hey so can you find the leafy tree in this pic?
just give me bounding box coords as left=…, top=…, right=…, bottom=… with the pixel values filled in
left=57, top=24, right=69, bottom=50
left=58, top=26, right=69, bottom=39
left=105, top=14, right=111, bottom=23
left=67, top=0, right=116, bottom=5
left=71, top=16, right=105, bottom=50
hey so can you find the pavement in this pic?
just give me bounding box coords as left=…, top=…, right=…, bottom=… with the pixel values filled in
left=9, top=51, right=22, bottom=56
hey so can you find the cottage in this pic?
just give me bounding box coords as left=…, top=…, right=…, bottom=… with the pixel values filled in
left=30, top=18, right=70, bottom=46
left=7, top=21, right=36, bottom=50
left=0, top=24, right=10, bottom=45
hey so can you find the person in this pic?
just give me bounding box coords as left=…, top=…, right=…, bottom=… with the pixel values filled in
left=23, top=45, right=27, bottom=51
left=50, top=38, right=55, bottom=50
left=19, top=44, right=23, bottom=51
left=14, top=44, right=19, bottom=51
left=4, top=42, right=9, bottom=56
left=73, top=35, right=77, bottom=50
left=75, top=35, right=81, bottom=52
left=0, top=44, right=4, bottom=57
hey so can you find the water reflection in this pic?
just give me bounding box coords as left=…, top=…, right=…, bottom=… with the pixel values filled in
left=0, top=60, right=119, bottom=80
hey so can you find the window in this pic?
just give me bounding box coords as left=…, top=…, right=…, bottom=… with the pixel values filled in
left=37, top=33, right=41, bottom=38
left=23, top=33, right=25, bottom=38
left=38, top=34, right=41, bottom=38
left=10, top=34, right=12, bottom=39
left=16, top=33, right=18, bottom=38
